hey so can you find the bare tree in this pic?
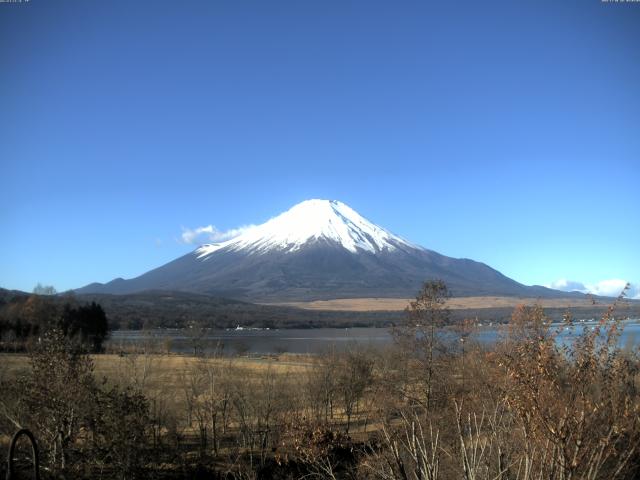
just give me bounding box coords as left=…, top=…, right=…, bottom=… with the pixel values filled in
left=33, top=283, right=57, bottom=295
left=394, top=280, right=450, bottom=411
left=306, top=348, right=339, bottom=424
left=336, top=345, right=374, bottom=434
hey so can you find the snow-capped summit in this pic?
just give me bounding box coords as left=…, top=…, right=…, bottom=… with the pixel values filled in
left=195, top=199, right=417, bottom=258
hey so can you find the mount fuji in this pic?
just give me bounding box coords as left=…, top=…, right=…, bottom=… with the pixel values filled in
left=77, top=199, right=567, bottom=301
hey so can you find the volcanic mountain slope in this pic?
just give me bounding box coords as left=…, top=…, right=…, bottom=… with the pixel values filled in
left=77, top=199, right=570, bottom=301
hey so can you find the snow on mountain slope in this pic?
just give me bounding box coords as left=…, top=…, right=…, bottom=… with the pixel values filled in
left=195, top=199, right=419, bottom=258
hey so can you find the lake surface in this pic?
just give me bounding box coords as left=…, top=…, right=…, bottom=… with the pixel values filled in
left=108, top=319, right=640, bottom=355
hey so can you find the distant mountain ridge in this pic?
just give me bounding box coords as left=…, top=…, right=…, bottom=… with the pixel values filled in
left=77, top=199, right=578, bottom=301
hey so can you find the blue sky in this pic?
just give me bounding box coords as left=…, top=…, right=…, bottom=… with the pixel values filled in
left=1, top=0, right=638, bottom=297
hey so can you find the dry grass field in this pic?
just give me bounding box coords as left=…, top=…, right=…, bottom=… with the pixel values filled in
left=0, top=349, right=308, bottom=376
left=268, top=295, right=601, bottom=311
left=0, top=352, right=318, bottom=443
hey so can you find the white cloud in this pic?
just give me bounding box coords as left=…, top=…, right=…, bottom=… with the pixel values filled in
left=180, top=224, right=254, bottom=244
left=547, top=279, right=587, bottom=292
left=547, top=278, right=639, bottom=299
left=585, top=279, right=630, bottom=298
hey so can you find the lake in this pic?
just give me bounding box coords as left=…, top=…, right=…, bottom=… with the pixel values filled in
left=108, top=319, right=640, bottom=355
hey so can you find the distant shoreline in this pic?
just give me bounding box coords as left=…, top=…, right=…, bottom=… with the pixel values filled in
left=264, top=295, right=639, bottom=312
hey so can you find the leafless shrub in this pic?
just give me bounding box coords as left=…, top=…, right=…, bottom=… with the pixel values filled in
left=278, top=418, right=355, bottom=480
left=361, top=408, right=440, bottom=480
left=0, top=329, right=150, bottom=478
left=499, top=286, right=640, bottom=480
